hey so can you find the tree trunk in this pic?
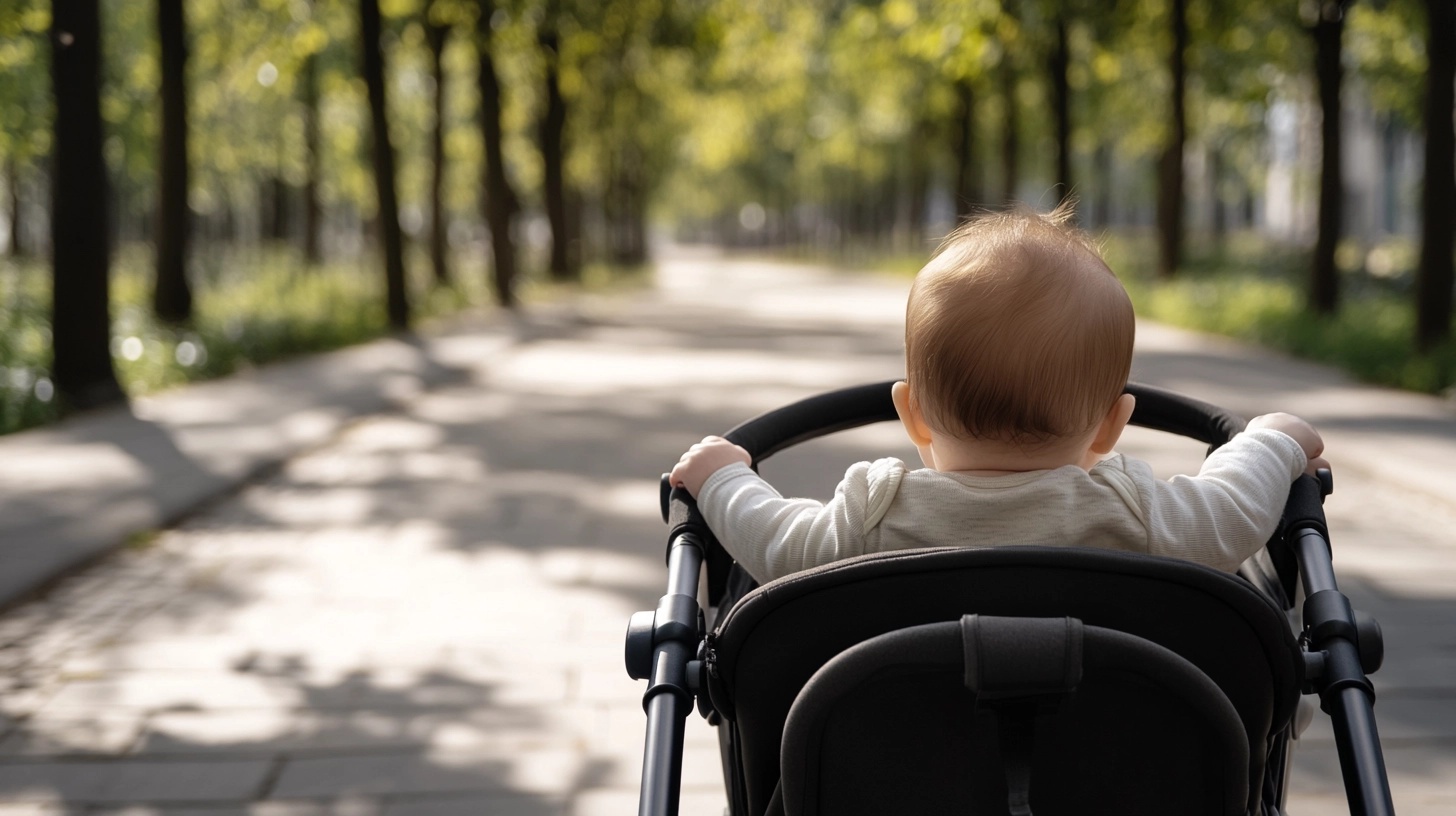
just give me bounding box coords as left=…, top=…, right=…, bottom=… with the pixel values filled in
left=1210, top=145, right=1227, bottom=242
left=538, top=15, right=574, bottom=281
left=1309, top=1, right=1346, bottom=315
left=301, top=30, right=322, bottom=265
left=906, top=119, right=930, bottom=248
left=1049, top=14, right=1072, bottom=204
left=1416, top=0, right=1455, bottom=351
left=1094, top=142, right=1113, bottom=228
left=360, top=0, right=410, bottom=329
left=426, top=7, right=450, bottom=285
left=262, top=174, right=289, bottom=242
left=1001, top=1, right=1025, bottom=205
left=6, top=156, right=24, bottom=258
left=565, top=183, right=583, bottom=272
left=153, top=0, right=192, bottom=324
left=1157, top=0, right=1188, bottom=278
left=629, top=165, right=648, bottom=262
left=478, top=0, right=518, bottom=308
left=50, top=0, right=124, bottom=411
left=606, top=149, right=648, bottom=265
left=952, top=77, right=978, bottom=220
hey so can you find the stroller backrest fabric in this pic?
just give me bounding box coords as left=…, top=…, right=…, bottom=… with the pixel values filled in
left=707, top=546, right=1301, bottom=816
left=780, top=616, right=1250, bottom=815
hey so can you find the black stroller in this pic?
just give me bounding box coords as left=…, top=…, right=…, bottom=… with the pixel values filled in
left=626, top=382, right=1394, bottom=816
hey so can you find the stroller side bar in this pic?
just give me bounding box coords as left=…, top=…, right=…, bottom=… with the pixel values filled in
left=1288, top=474, right=1396, bottom=816
left=629, top=525, right=708, bottom=816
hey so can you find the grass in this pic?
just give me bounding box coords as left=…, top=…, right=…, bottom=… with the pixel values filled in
left=0, top=243, right=642, bottom=436
left=1102, top=231, right=1456, bottom=396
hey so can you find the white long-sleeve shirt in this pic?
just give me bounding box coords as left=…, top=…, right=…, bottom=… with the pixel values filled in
left=697, top=429, right=1308, bottom=584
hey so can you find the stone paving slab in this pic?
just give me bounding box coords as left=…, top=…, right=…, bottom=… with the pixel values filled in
left=0, top=249, right=1453, bottom=815
left=0, top=758, right=273, bottom=804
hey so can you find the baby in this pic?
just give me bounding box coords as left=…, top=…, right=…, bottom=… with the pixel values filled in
left=671, top=204, right=1327, bottom=585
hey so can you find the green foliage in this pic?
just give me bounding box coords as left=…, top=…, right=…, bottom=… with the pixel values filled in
left=0, top=234, right=652, bottom=435
left=0, top=245, right=497, bottom=435
left=0, top=257, right=60, bottom=432
left=0, top=0, right=52, bottom=213
left=1346, top=0, right=1426, bottom=125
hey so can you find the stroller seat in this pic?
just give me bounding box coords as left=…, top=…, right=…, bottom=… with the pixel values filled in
left=627, top=382, right=1393, bottom=816
left=711, top=546, right=1300, bottom=816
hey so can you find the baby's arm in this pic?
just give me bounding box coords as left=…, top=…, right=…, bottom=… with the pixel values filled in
left=1141, top=424, right=1314, bottom=571
left=669, top=437, right=882, bottom=582
left=1246, top=413, right=1330, bottom=475
left=670, top=436, right=752, bottom=497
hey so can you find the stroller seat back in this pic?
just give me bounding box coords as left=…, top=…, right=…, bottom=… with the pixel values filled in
left=781, top=615, right=1249, bottom=815
left=707, top=545, right=1302, bottom=816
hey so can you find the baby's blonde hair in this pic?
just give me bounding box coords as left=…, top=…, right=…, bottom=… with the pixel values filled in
left=904, top=203, right=1134, bottom=445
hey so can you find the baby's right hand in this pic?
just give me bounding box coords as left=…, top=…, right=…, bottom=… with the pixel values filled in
left=670, top=436, right=752, bottom=498
left=1247, top=412, right=1329, bottom=475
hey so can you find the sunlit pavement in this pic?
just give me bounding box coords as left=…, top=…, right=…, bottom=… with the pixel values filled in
left=1, top=246, right=1454, bottom=815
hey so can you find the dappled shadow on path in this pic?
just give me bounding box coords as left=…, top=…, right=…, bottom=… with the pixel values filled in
left=0, top=659, right=590, bottom=815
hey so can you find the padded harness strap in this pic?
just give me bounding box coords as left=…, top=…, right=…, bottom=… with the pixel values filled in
left=962, top=616, right=1085, bottom=816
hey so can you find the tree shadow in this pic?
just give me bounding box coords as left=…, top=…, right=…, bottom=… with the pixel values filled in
left=0, top=659, right=604, bottom=815
left=0, top=406, right=222, bottom=611
left=0, top=333, right=478, bottom=613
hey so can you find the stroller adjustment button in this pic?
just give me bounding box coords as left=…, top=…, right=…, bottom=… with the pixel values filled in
left=625, top=610, right=656, bottom=680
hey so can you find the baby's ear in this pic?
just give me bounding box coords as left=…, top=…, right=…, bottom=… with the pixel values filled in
left=1090, top=393, right=1136, bottom=455
left=891, top=381, right=933, bottom=449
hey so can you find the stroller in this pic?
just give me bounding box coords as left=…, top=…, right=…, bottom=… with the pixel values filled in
left=625, top=381, right=1393, bottom=816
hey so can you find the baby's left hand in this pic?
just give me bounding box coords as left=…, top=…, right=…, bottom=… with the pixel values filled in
left=1247, top=412, right=1329, bottom=476
left=670, top=436, right=751, bottom=498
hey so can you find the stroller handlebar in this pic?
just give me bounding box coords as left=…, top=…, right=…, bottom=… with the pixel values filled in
left=724, top=380, right=1248, bottom=465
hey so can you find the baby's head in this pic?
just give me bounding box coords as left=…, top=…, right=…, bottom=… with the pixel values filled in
left=903, top=203, right=1134, bottom=448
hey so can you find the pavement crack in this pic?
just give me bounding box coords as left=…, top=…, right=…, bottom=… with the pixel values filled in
left=253, top=753, right=289, bottom=800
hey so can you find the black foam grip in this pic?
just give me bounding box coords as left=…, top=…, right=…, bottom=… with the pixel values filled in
left=1122, top=383, right=1248, bottom=450
left=1282, top=474, right=1330, bottom=540
left=665, top=485, right=733, bottom=605
left=725, top=381, right=900, bottom=464
left=722, top=380, right=1247, bottom=465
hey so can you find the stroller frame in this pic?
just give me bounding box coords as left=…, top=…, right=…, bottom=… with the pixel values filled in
left=626, top=381, right=1394, bottom=816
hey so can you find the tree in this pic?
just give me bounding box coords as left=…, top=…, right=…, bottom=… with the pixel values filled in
left=300, top=7, right=323, bottom=265
left=1, top=3, right=51, bottom=259
left=478, top=0, right=519, bottom=308
left=50, top=0, right=124, bottom=411
left=425, top=0, right=451, bottom=285
left=1157, top=0, right=1188, bottom=278
left=1309, top=0, right=1352, bottom=315
left=538, top=1, right=575, bottom=281
left=1048, top=12, right=1072, bottom=200
left=360, top=0, right=410, bottom=329
left=1416, top=0, right=1454, bottom=351
left=999, top=2, right=1021, bottom=204
left=4, top=156, right=22, bottom=257
left=154, top=0, right=193, bottom=324
left=951, top=77, right=979, bottom=219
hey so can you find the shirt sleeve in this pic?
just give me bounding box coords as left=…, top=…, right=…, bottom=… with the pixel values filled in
left=696, top=460, right=889, bottom=583
left=1135, top=429, right=1308, bottom=571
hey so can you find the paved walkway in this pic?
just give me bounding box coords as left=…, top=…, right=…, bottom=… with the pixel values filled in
left=1, top=247, right=1455, bottom=814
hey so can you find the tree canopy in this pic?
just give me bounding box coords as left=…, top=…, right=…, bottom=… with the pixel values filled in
left=0, top=0, right=1449, bottom=421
